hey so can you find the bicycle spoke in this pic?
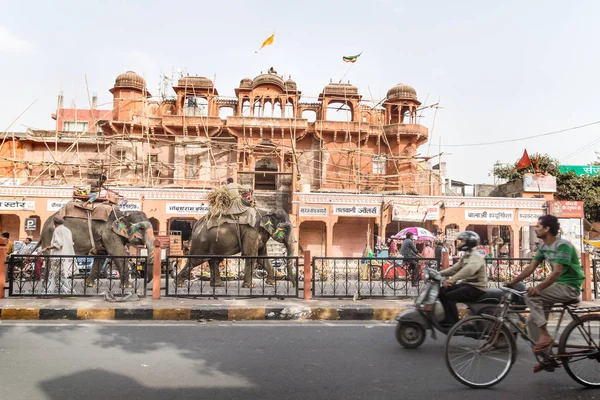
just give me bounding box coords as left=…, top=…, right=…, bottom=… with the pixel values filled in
left=445, top=316, right=514, bottom=388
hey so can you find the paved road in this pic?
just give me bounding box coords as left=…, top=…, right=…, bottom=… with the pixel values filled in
left=0, top=321, right=598, bottom=400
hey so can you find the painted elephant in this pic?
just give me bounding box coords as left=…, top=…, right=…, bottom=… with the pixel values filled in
left=177, top=209, right=296, bottom=288
left=37, top=210, right=155, bottom=288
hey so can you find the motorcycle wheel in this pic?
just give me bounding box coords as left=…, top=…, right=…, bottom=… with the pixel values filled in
left=396, top=322, right=426, bottom=349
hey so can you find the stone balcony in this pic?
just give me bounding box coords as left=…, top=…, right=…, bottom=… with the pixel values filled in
left=383, top=124, right=428, bottom=139
left=161, top=115, right=224, bottom=128
left=225, top=116, right=309, bottom=130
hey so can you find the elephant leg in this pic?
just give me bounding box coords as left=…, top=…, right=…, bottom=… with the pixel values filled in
left=258, top=247, right=276, bottom=286
left=242, top=257, right=256, bottom=288
left=85, top=258, right=102, bottom=287
left=210, top=259, right=224, bottom=287
left=101, top=233, right=131, bottom=289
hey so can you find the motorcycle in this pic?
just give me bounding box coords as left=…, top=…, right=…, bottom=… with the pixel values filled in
left=394, top=267, right=525, bottom=349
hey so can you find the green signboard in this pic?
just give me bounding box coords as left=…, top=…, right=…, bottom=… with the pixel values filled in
left=558, top=165, right=600, bottom=176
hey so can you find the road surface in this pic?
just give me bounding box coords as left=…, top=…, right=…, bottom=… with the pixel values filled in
left=0, top=321, right=597, bottom=399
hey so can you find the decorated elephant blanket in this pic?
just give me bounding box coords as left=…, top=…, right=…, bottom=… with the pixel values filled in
left=58, top=200, right=117, bottom=222
left=204, top=207, right=257, bottom=230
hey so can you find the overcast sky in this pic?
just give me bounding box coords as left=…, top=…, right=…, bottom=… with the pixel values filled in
left=1, top=0, right=599, bottom=184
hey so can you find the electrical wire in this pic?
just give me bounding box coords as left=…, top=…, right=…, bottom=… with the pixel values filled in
left=441, top=120, right=600, bottom=148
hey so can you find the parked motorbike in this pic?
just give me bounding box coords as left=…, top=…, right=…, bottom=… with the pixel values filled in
left=394, top=267, right=525, bottom=349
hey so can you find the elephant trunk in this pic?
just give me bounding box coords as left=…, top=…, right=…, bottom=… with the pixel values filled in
left=138, top=221, right=156, bottom=282
left=282, top=222, right=297, bottom=285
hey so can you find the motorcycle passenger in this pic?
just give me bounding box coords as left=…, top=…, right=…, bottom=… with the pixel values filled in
left=439, top=231, right=487, bottom=328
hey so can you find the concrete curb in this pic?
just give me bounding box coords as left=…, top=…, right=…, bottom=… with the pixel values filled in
left=0, top=306, right=409, bottom=321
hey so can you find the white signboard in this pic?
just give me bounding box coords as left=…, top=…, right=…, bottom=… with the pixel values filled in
left=465, top=209, right=514, bottom=222
left=166, top=202, right=210, bottom=215
left=0, top=200, right=35, bottom=211
left=518, top=210, right=545, bottom=223
left=299, top=206, right=328, bottom=217
left=332, top=205, right=380, bottom=217
left=392, top=204, right=439, bottom=222
left=120, top=202, right=141, bottom=211
left=47, top=199, right=70, bottom=211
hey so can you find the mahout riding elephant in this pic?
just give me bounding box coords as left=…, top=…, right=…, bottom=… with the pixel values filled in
left=37, top=210, right=155, bottom=288
left=177, top=209, right=296, bottom=288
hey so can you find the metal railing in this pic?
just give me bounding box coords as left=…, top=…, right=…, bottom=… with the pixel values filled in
left=311, top=257, right=438, bottom=298
left=593, top=258, right=600, bottom=299
left=484, top=257, right=545, bottom=288
left=7, top=254, right=148, bottom=297
left=165, top=255, right=299, bottom=298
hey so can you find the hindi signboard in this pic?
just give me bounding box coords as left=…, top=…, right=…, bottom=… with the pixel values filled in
left=299, top=206, right=328, bottom=217
left=549, top=201, right=584, bottom=219
left=166, top=203, right=210, bottom=215
left=464, top=209, right=515, bottom=222
left=558, top=165, right=600, bottom=177
left=332, top=205, right=380, bottom=217
left=392, top=204, right=440, bottom=222
left=523, top=174, right=557, bottom=193
left=0, top=200, right=35, bottom=211
left=518, top=210, right=545, bottom=222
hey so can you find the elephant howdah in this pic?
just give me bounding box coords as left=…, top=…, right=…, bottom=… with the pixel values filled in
left=177, top=208, right=297, bottom=288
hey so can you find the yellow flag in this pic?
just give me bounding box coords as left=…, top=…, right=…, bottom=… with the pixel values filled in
left=256, top=33, right=275, bottom=53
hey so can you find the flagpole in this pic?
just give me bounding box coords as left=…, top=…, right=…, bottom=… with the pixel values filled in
left=339, top=62, right=355, bottom=83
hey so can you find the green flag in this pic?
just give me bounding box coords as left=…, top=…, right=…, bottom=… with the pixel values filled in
left=342, top=52, right=362, bottom=63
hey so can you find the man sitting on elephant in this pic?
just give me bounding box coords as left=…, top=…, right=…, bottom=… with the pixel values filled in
left=224, top=177, right=253, bottom=214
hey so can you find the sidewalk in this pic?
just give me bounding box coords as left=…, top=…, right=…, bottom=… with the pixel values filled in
left=1, top=296, right=598, bottom=322
left=0, top=297, right=413, bottom=321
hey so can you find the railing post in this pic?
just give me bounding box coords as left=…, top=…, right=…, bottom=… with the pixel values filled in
left=303, top=250, right=311, bottom=300
left=582, top=252, right=592, bottom=301
left=442, top=252, right=449, bottom=270
left=0, top=237, right=7, bottom=299
left=152, top=240, right=162, bottom=300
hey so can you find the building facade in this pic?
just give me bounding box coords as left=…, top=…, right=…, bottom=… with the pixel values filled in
left=0, top=70, right=553, bottom=257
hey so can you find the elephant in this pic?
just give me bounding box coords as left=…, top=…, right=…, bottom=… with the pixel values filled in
left=37, top=210, right=156, bottom=288
left=176, top=209, right=296, bottom=288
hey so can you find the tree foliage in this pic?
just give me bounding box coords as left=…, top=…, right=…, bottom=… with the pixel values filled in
left=491, top=153, right=600, bottom=222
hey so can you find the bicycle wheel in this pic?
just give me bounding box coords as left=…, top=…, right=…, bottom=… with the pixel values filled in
left=559, top=313, right=600, bottom=387
left=445, top=315, right=516, bottom=388
left=383, top=264, right=408, bottom=292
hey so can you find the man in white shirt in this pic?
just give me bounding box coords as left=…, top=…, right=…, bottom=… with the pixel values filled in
left=41, top=216, right=76, bottom=293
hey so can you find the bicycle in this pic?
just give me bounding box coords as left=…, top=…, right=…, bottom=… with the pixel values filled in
left=444, top=286, right=600, bottom=388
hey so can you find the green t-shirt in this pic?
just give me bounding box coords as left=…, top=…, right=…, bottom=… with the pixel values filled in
left=534, top=238, right=585, bottom=293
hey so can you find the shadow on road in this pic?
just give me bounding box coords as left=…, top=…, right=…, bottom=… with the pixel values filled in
left=37, top=368, right=255, bottom=400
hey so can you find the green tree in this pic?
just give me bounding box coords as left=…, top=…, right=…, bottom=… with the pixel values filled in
left=491, top=153, right=600, bottom=222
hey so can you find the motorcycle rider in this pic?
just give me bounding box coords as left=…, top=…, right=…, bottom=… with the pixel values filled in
left=438, top=231, right=487, bottom=328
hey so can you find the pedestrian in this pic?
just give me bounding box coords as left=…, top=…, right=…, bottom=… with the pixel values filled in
left=41, top=216, right=76, bottom=293
left=399, top=232, right=420, bottom=286
left=17, top=237, right=36, bottom=255
left=389, top=239, right=398, bottom=256
left=506, top=215, right=585, bottom=373
left=2, top=232, right=14, bottom=255
left=434, top=240, right=444, bottom=269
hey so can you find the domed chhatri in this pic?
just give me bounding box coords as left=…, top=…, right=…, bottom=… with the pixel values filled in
left=177, top=76, right=214, bottom=89
left=386, top=83, right=417, bottom=101
left=114, top=71, right=147, bottom=91
left=284, top=77, right=297, bottom=91
left=239, top=78, right=253, bottom=88
left=252, top=73, right=285, bottom=90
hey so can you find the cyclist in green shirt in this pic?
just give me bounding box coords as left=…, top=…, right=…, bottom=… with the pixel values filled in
left=507, top=215, right=584, bottom=370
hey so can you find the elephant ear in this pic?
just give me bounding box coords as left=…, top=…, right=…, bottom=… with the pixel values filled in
left=260, top=214, right=288, bottom=243
left=259, top=214, right=277, bottom=236
left=112, top=220, right=144, bottom=242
